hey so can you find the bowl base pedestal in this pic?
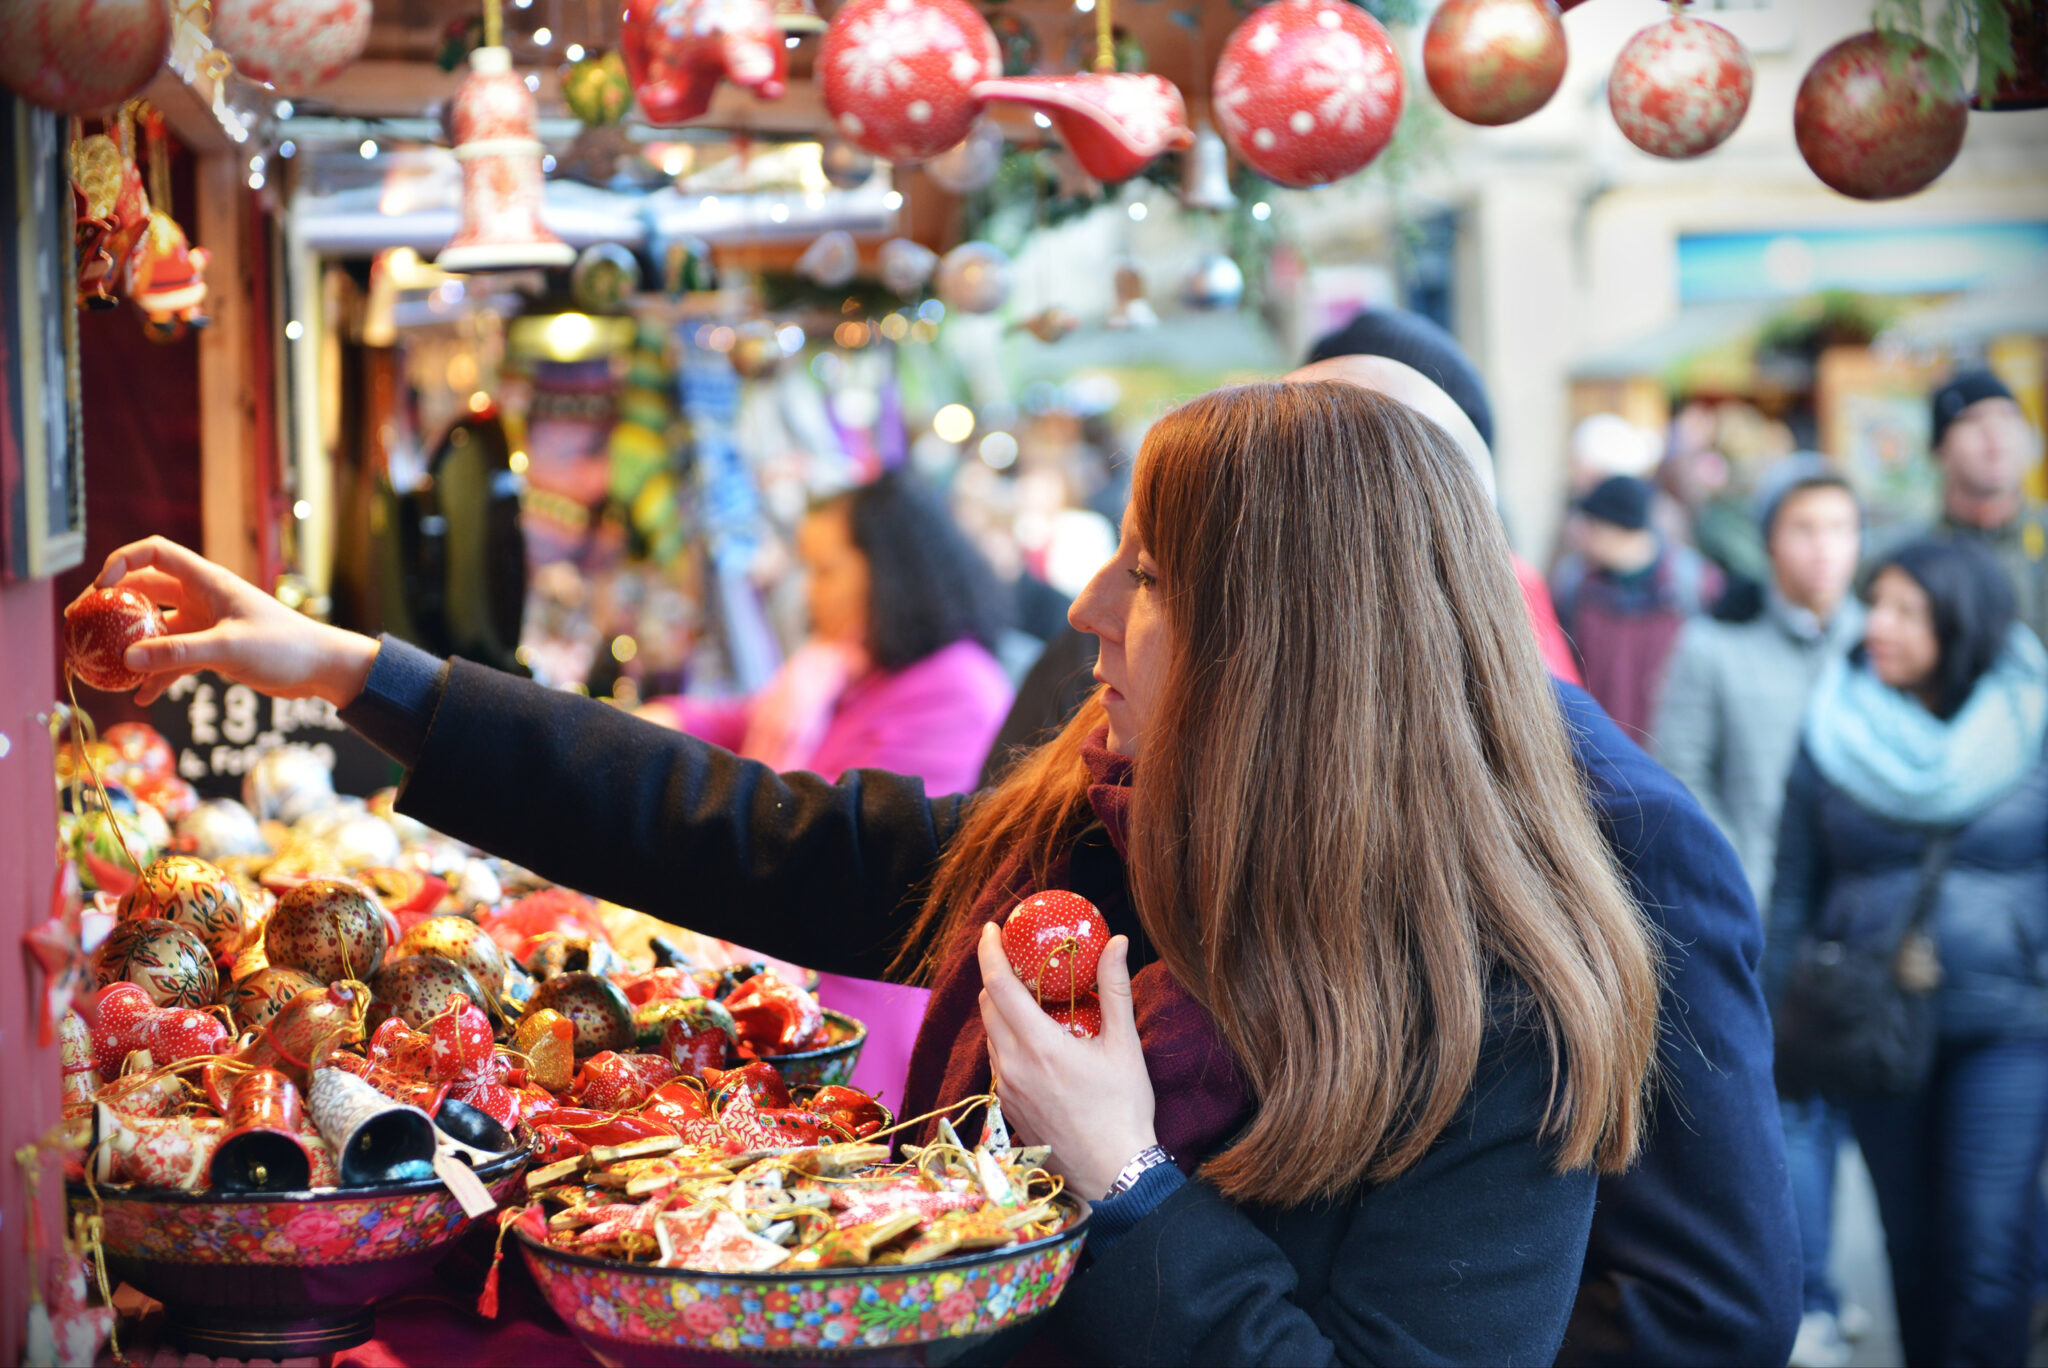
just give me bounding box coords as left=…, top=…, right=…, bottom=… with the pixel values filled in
left=159, top=1305, right=378, bottom=1359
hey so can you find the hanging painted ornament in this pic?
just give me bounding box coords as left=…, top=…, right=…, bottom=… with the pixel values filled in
left=64, top=586, right=167, bottom=691
left=1607, top=14, right=1752, bottom=159
left=819, top=0, right=1001, bottom=163
left=622, top=0, right=786, bottom=124
left=0, top=0, right=169, bottom=116
left=71, top=130, right=151, bottom=310
left=878, top=237, right=938, bottom=296
left=728, top=320, right=785, bottom=379
left=935, top=241, right=1011, bottom=314
left=571, top=242, right=641, bottom=312
left=128, top=210, right=212, bottom=342
left=820, top=137, right=877, bottom=188
left=436, top=46, right=575, bottom=271
left=1213, top=0, right=1405, bottom=188
left=972, top=72, right=1192, bottom=183
left=1423, top=0, right=1566, bottom=127
left=1181, top=253, right=1244, bottom=310
left=923, top=114, right=1006, bottom=194
left=1180, top=120, right=1237, bottom=211
left=564, top=49, right=634, bottom=127
left=210, top=0, right=371, bottom=93
left=1107, top=259, right=1156, bottom=330
left=797, top=229, right=860, bottom=287
left=1794, top=30, right=1967, bottom=201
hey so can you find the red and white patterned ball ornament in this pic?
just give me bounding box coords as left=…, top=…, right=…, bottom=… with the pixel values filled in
left=210, top=0, right=371, bottom=93
left=1794, top=30, right=1967, bottom=201
left=1213, top=0, right=1405, bottom=189
left=1424, top=0, right=1567, bottom=128
left=819, top=0, right=1000, bottom=162
left=1607, top=13, right=1752, bottom=159
left=0, top=0, right=169, bottom=116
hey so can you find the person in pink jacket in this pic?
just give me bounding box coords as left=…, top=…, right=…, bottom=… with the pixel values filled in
left=644, top=468, right=1015, bottom=797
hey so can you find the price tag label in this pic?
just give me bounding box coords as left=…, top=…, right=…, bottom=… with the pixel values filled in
left=433, top=1147, right=499, bottom=1219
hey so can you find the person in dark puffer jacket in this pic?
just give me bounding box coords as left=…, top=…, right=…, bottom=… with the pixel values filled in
left=1765, top=536, right=2048, bottom=1368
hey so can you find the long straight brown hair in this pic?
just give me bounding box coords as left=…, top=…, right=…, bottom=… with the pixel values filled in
left=903, top=381, right=1659, bottom=1207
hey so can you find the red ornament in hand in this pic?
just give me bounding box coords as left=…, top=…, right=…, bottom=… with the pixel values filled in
left=1001, top=891, right=1110, bottom=1005
left=1794, top=30, right=1967, bottom=201
left=819, top=0, right=1000, bottom=162
left=1045, top=996, right=1103, bottom=1039
left=1424, top=0, right=1567, bottom=127
left=1214, top=0, right=1405, bottom=188
left=63, top=586, right=167, bottom=692
left=1608, top=14, right=1752, bottom=159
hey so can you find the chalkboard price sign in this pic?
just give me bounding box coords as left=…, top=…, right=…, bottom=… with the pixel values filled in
left=149, top=673, right=399, bottom=801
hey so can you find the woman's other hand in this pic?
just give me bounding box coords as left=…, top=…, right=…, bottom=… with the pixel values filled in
left=93, top=536, right=380, bottom=708
left=976, top=923, right=1159, bottom=1200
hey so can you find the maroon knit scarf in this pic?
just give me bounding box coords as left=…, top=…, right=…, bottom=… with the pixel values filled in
left=898, top=732, right=1251, bottom=1173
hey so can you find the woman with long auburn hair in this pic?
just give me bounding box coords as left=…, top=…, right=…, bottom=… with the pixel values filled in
left=97, top=380, right=1660, bottom=1364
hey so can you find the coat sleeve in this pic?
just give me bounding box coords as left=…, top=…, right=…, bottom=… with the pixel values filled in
left=1761, top=749, right=1830, bottom=1011
left=391, top=657, right=965, bottom=981
left=1554, top=683, right=1801, bottom=1368
left=1650, top=624, right=1736, bottom=842
left=1048, top=1032, right=1596, bottom=1367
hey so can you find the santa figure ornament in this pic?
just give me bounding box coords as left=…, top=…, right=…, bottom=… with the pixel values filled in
left=210, top=0, right=371, bottom=93
left=819, top=0, right=1001, bottom=162
left=1424, top=0, right=1567, bottom=127
left=437, top=44, right=575, bottom=271
left=1213, top=0, right=1405, bottom=188
left=1794, top=29, right=1967, bottom=201
left=1607, top=10, right=1752, bottom=159
left=621, top=0, right=787, bottom=125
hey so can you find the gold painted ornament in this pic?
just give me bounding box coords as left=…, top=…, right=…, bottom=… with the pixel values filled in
left=118, top=855, right=246, bottom=963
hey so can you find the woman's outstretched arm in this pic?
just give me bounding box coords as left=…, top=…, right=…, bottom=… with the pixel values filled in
left=97, top=537, right=964, bottom=979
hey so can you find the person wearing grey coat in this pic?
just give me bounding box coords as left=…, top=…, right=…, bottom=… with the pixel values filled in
left=1651, top=456, right=1865, bottom=1368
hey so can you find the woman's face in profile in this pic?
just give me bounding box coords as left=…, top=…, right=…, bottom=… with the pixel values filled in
left=798, top=503, right=869, bottom=648
left=1864, top=566, right=1940, bottom=695
left=1069, top=504, right=1169, bottom=757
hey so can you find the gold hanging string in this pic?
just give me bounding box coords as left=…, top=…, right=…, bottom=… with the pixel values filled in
left=1094, top=0, right=1116, bottom=74
left=63, top=679, right=147, bottom=880
left=484, top=0, right=503, bottom=52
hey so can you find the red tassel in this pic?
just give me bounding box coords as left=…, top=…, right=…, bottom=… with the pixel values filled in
left=477, top=1209, right=515, bottom=1318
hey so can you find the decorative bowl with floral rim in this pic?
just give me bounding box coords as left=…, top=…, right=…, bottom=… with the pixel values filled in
left=516, top=1191, right=1090, bottom=1365
left=756, top=1009, right=866, bottom=1090
left=66, top=1146, right=527, bottom=1360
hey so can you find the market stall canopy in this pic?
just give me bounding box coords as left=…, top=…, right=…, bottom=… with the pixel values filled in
left=1881, top=267, right=2048, bottom=348
left=1571, top=300, right=1781, bottom=392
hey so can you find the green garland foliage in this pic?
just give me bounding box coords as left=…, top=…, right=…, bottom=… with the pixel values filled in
left=1870, top=0, right=2020, bottom=101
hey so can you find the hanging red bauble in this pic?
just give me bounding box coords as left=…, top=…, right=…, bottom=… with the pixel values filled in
left=621, top=0, right=786, bottom=125
left=1423, top=0, right=1567, bottom=128
left=1213, top=0, right=1405, bottom=189
left=210, top=0, right=371, bottom=93
left=0, top=0, right=169, bottom=115
left=819, top=0, right=1000, bottom=162
left=1794, top=30, right=1967, bottom=201
left=1608, top=14, right=1752, bottom=159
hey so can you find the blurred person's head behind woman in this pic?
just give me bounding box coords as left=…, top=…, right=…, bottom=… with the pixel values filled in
left=1863, top=538, right=2017, bottom=719
left=798, top=468, right=1011, bottom=673
left=901, top=380, right=1660, bottom=1209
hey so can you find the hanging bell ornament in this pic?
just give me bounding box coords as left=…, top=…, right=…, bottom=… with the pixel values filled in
left=622, top=0, right=786, bottom=125
left=1180, top=120, right=1236, bottom=211
left=924, top=115, right=1006, bottom=195
left=935, top=241, right=1012, bottom=315
left=0, top=0, right=169, bottom=116
left=1793, top=30, right=1966, bottom=201
left=1180, top=253, right=1244, bottom=311
left=1213, top=0, right=1405, bottom=189
left=878, top=238, right=938, bottom=296
left=210, top=0, right=372, bottom=93
left=1423, top=0, right=1567, bottom=127
left=819, top=0, right=1000, bottom=162
left=436, top=47, right=576, bottom=272
left=797, top=230, right=860, bottom=288
left=1607, top=14, right=1752, bottom=159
